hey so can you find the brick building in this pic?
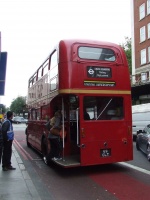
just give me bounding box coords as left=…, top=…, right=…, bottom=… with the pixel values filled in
left=131, top=0, right=150, bottom=104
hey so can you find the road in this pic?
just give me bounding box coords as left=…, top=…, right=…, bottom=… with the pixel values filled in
left=13, top=124, right=150, bottom=200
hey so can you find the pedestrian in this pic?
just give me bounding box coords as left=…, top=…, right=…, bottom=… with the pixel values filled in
left=48, top=110, right=63, bottom=160
left=0, top=118, right=3, bottom=164
left=1, top=111, right=16, bottom=171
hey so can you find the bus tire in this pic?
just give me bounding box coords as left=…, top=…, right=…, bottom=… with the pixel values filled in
left=41, top=138, right=51, bottom=165
left=26, top=134, right=31, bottom=148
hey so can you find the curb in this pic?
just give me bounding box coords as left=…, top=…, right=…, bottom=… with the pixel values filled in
left=12, top=145, right=42, bottom=200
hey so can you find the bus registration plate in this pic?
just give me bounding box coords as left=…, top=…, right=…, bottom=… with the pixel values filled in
left=100, top=149, right=111, bottom=157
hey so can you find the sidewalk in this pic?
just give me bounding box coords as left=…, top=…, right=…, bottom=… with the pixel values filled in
left=0, top=145, right=41, bottom=200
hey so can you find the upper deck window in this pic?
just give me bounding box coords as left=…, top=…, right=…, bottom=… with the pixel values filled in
left=50, top=51, right=58, bottom=69
left=78, top=47, right=115, bottom=61
left=42, top=59, right=49, bottom=76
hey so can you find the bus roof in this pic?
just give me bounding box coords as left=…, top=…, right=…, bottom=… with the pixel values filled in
left=59, top=39, right=122, bottom=48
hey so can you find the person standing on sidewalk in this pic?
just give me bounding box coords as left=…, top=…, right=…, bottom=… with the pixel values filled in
left=0, top=118, right=3, bottom=164
left=1, top=111, right=16, bottom=171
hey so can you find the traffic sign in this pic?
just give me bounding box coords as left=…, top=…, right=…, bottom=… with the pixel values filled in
left=0, top=52, right=7, bottom=95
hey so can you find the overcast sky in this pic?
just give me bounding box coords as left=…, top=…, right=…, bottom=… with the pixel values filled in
left=0, top=0, right=132, bottom=107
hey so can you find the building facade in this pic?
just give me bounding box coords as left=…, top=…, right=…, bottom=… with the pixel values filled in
left=131, top=0, right=150, bottom=104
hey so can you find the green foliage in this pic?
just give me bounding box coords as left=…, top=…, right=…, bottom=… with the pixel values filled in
left=120, top=37, right=132, bottom=74
left=10, top=96, right=26, bottom=115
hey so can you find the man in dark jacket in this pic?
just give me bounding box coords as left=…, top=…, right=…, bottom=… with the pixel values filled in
left=1, top=111, right=16, bottom=171
left=0, top=118, right=3, bottom=164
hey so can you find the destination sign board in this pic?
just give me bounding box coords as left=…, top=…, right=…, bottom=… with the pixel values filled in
left=87, top=66, right=112, bottom=78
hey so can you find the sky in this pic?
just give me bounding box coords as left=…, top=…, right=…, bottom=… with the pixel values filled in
left=0, top=0, right=132, bottom=107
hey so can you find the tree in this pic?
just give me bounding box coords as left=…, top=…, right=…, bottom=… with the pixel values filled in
left=120, top=37, right=132, bottom=74
left=10, top=96, right=27, bottom=116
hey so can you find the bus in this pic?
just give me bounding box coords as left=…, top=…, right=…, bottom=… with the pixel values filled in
left=26, top=39, right=133, bottom=167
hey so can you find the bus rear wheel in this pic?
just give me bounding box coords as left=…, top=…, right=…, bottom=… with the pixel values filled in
left=41, top=138, right=51, bottom=165
left=26, top=134, right=31, bottom=148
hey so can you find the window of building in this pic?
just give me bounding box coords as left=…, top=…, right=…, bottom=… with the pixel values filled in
left=141, top=49, right=146, bottom=65
left=148, top=46, right=150, bottom=62
left=148, top=23, right=150, bottom=38
left=140, top=26, right=146, bottom=42
left=139, top=4, right=145, bottom=20
left=147, top=0, right=150, bottom=15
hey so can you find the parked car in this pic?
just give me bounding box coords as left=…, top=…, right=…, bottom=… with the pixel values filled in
left=136, top=124, right=150, bottom=161
left=132, top=104, right=150, bottom=140
left=12, top=116, right=28, bottom=124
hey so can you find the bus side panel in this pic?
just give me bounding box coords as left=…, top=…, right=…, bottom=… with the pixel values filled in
left=27, top=121, right=46, bottom=152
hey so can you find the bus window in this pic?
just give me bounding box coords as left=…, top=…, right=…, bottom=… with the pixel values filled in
left=37, top=67, right=42, bottom=80
left=29, top=80, right=32, bottom=88
left=32, top=109, right=37, bottom=120
left=84, top=108, right=90, bottom=120
left=41, top=105, right=50, bottom=120
left=32, top=73, right=37, bottom=85
left=50, top=51, right=58, bottom=69
left=69, top=95, right=79, bottom=120
left=83, top=96, right=124, bottom=120
left=50, top=77, right=58, bottom=91
left=36, top=109, right=41, bottom=120
left=42, top=60, right=49, bottom=76
left=49, top=52, right=58, bottom=91
left=78, top=47, right=116, bottom=61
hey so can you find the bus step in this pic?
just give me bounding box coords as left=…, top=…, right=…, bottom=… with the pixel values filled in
left=52, top=155, right=80, bottom=168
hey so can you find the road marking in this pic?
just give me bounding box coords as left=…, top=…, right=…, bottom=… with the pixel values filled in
left=14, top=138, right=33, bottom=160
left=119, top=162, right=150, bottom=175
left=32, top=158, right=43, bottom=161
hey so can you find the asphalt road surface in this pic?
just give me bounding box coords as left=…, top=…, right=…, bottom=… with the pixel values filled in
left=13, top=124, right=150, bottom=200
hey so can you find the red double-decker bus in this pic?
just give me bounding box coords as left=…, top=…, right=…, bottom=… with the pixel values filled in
left=26, top=39, right=133, bottom=167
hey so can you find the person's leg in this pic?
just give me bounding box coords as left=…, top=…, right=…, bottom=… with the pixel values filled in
left=54, top=138, right=63, bottom=158
left=6, top=140, right=12, bottom=167
left=48, top=139, right=57, bottom=158
left=52, top=138, right=60, bottom=158
left=48, top=138, right=62, bottom=160
left=58, top=139, right=63, bottom=157
left=2, top=141, right=15, bottom=170
left=2, top=141, right=10, bottom=170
